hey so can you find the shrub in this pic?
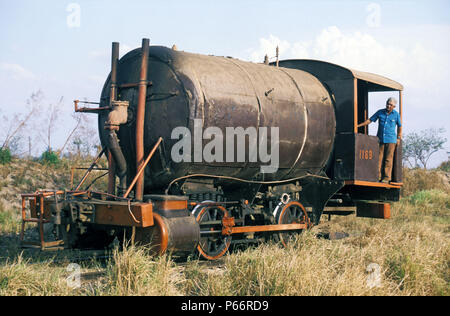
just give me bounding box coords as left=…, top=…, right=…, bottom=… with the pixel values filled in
left=401, top=168, right=447, bottom=196
left=40, top=150, right=60, bottom=166
left=406, top=189, right=450, bottom=215
left=0, top=148, right=12, bottom=164
left=438, top=160, right=450, bottom=172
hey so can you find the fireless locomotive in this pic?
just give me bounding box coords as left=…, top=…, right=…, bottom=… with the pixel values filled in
left=19, top=39, right=404, bottom=260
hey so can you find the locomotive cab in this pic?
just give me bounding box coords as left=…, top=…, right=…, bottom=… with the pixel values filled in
left=277, top=59, right=403, bottom=218
left=353, top=75, right=403, bottom=185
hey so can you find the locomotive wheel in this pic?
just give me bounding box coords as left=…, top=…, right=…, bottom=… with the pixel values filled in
left=275, top=201, right=309, bottom=247
left=193, top=202, right=231, bottom=260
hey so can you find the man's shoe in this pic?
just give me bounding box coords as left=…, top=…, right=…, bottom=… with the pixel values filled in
left=381, top=179, right=390, bottom=184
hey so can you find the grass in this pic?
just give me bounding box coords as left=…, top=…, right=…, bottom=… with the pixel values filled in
left=0, top=164, right=448, bottom=296
left=102, top=246, right=183, bottom=296
left=183, top=208, right=448, bottom=296
left=401, top=167, right=449, bottom=196
left=0, top=202, right=18, bottom=232
left=0, top=156, right=109, bottom=190
left=0, top=254, right=76, bottom=296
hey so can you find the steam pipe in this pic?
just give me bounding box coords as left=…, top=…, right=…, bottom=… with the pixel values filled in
left=110, top=42, right=119, bottom=103
left=107, top=131, right=127, bottom=195
left=135, top=38, right=150, bottom=201
left=108, top=42, right=120, bottom=195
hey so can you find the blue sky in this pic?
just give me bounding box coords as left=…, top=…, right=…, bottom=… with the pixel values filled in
left=0, top=0, right=449, bottom=166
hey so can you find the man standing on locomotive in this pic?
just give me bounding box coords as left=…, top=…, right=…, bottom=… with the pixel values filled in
left=357, top=97, right=402, bottom=183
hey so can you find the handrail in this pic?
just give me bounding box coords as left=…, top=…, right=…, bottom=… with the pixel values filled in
left=123, top=137, right=163, bottom=199
left=73, top=147, right=107, bottom=191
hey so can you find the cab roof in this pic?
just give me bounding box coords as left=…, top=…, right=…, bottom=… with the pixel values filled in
left=277, top=59, right=403, bottom=91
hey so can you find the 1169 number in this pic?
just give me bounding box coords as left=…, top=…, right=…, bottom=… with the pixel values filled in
left=359, top=149, right=373, bottom=160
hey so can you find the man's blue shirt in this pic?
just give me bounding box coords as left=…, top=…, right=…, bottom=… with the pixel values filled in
left=370, top=109, right=402, bottom=144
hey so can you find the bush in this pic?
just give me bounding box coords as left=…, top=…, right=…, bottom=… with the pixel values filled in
left=438, top=160, right=450, bottom=172
left=406, top=189, right=450, bottom=215
left=401, top=168, right=447, bottom=196
left=40, top=150, right=60, bottom=166
left=0, top=148, right=12, bottom=164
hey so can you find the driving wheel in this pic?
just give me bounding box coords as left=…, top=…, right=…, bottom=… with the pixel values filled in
left=274, top=200, right=310, bottom=247
left=192, top=202, right=231, bottom=260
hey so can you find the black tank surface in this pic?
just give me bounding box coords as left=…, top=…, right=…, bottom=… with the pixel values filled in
left=98, top=46, right=336, bottom=193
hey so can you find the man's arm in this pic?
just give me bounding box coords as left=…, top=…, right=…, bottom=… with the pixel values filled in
left=396, top=112, right=402, bottom=143
left=397, top=126, right=402, bottom=143
left=359, top=110, right=379, bottom=128
left=357, top=119, right=372, bottom=128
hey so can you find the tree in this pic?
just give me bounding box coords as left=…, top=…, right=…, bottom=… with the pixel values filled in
left=37, top=96, right=63, bottom=151
left=403, top=128, right=447, bottom=169
left=65, top=112, right=99, bottom=158
left=1, top=90, right=42, bottom=152
left=59, top=112, right=83, bottom=157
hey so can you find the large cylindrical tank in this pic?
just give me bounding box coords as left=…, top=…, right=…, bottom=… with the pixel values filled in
left=98, top=46, right=335, bottom=193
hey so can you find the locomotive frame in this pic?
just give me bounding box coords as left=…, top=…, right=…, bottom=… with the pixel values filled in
left=19, top=39, right=403, bottom=260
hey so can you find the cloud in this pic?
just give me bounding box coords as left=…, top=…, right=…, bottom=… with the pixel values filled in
left=249, top=27, right=407, bottom=79
left=246, top=26, right=450, bottom=111
left=249, top=35, right=293, bottom=63
left=245, top=26, right=450, bottom=167
left=0, top=63, right=36, bottom=80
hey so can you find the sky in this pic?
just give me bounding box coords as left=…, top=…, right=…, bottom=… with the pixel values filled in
left=0, top=0, right=449, bottom=166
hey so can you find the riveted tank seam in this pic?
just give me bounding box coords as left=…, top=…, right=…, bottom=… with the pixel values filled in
left=171, top=59, right=206, bottom=177
left=220, top=57, right=264, bottom=179
left=145, top=48, right=203, bottom=129
left=146, top=48, right=199, bottom=180
left=276, top=68, right=309, bottom=179
left=146, top=50, right=192, bottom=128
left=221, top=57, right=262, bottom=128
left=302, top=101, right=335, bottom=171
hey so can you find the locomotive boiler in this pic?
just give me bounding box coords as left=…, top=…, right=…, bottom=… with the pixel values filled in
left=19, top=39, right=404, bottom=260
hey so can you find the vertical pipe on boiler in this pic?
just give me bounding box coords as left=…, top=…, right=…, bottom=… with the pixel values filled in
left=108, top=42, right=120, bottom=195
left=135, top=38, right=150, bottom=201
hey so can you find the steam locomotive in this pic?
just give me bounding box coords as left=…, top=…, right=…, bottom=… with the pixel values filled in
left=19, top=39, right=404, bottom=260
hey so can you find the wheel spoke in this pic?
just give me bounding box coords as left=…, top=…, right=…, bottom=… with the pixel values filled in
left=277, top=201, right=309, bottom=247
left=208, top=241, right=215, bottom=253
left=285, top=208, right=291, bottom=223
left=206, top=209, right=212, bottom=221
left=194, top=204, right=231, bottom=260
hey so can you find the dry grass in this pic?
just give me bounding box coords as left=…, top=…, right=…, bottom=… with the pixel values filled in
left=0, top=163, right=448, bottom=296
left=0, top=158, right=108, bottom=212
left=184, top=209, right=448, bottom=296
left=0, top=254, right=96, bottom=296
left=402, top=168, right=450, bottom=196
left=102, top=245, right=183, bottom=296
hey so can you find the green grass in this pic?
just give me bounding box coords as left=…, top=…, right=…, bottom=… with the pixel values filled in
left=0, top=202, right=20, bottom=234
left=0, top=148, right=12, bottom=165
